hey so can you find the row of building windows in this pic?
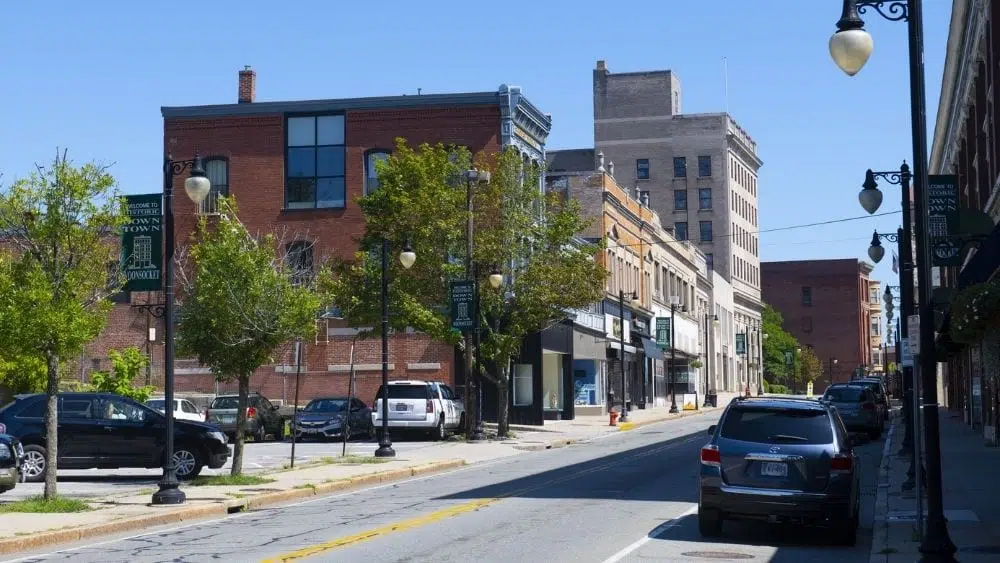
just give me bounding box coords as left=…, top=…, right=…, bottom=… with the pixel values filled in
left=731, top=190, right=757, bottom=228
left=730, top=156, right=757, bottom=197
left=635, top=155, right=712, bottom=181
left=672, top=220, right=713, bottom=243
left=732, top=254, right=759, bottom=286
left=732, top=221, right=758, bottom=257
left=673, top=187, right=712, bottom=211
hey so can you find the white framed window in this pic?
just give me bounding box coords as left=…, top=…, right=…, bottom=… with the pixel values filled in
left=365, top=150, right=391, bottom=195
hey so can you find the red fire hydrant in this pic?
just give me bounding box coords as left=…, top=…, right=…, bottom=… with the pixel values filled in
left=609, top=410, right=619, bottom=426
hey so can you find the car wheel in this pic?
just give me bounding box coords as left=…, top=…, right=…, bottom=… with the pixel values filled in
left=173, top=445, right=204, bottom=480
left=366, top=422, right=376, bottom=440
left=433, top=418, right=446, bottom=441
left=21, top=445, right=47, bottom=483
left=255, top=424, right=266, bottom=443
left=698, top=507, right=723, bottom=537
left=459, top=413, right=467, bottom=432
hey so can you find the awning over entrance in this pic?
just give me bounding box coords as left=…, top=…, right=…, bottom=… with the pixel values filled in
left=641, top=337, right=663, bottom=360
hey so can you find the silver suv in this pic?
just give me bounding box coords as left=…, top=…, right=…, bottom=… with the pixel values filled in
left=699, top=397, right=861, bottom=545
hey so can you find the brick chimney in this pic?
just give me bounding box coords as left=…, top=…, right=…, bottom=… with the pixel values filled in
left=238, top=65, right=256, bottom=104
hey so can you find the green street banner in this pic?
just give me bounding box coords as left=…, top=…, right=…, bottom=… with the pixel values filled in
left=927, top=175, right=960, bottom=266
left=121, top=194, right=163, bottom=292
left=735, top=333, right=746, bottom=356
left=656, top=317, right=671, bottom=348
left=449, top=280, right=475, bottom=331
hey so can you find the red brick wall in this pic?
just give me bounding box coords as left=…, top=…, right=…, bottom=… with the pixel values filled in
left=84, top=103, right=504, bottom=402
left=762, top=259, right=867, bottom=392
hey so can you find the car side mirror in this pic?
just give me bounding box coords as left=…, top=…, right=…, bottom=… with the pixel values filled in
left=707, top=425, right=716, bottom=436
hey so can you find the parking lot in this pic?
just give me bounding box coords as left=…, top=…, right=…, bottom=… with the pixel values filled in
left=2, top=435, right=446, bottom=502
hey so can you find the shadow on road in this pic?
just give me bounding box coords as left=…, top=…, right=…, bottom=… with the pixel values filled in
left=438, top=428, right=708, bottom=503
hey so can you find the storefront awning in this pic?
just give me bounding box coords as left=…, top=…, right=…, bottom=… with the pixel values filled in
left=641, top=337, right=663, bottom=360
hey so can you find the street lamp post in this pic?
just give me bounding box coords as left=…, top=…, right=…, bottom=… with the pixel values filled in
left=668, top=295, right=681, bottom=414
left=468, top=266, right=503, bottom=442
left=703, top=313, right=720, bottom=407
left=463, top=169, right=491, bottom=440
left=618, top=290, right=639, bottom=422
left=152, top=154, right=210, bottom=506
left=755, top=321, right=764, bottom=396
left=374, top=240, right=416, bottom=458
left=830, top=1, right=956, bottom=557
left=829, top=357, right=839, bottom=389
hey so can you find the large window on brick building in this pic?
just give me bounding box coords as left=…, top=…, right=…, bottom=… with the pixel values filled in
left=202, top=157, right=229, bottom=214
left=365, top=150, right=391, bottom=195
left=285, top=114, right=346, bottom=209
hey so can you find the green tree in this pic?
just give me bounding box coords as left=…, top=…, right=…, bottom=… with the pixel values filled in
left=325, top=141, right=606, bottom=437
left=176, top=196, right=325, bottom=475
left=0, top=151, right=126, bottom=498
left=90, top=347, right=155, bottom=402
left=761, top=304, right=802, bottom=391
left=799, top=346, right=823, bottom=388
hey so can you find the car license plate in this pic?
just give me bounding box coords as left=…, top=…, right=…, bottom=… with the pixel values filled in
left=395, top=403, right=408, bottom=411
left=220, top=415, right=235, bottom=423
left=760, top=462, right=788, bottom=477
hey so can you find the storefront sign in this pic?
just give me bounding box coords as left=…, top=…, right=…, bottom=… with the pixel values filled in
left=735, top=334, right=746, bottom=356
left=927, top=175, right=961, bottom=266
left=655, top=317, right=671, bottom=348
left=900, top=340, right=913, bottom=367
left=449, top=280, right=475, bottom=331
left=121, top=194, right=163, bottom=292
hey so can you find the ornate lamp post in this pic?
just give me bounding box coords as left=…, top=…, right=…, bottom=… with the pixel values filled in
left=668, top=295, right=682, bottom=414
left=374, top=240, right=416, bottom=458
left=152, top=154, right=210, bottom=506
left=618, top=289, right=640, bottom=422
left=703, top=313, right=720, bottom=406
left=468, top=266, right=503, bottom=442
left=830, top=1, right=955, bottom=557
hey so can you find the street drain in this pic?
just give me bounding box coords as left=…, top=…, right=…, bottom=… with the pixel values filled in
left=681, top=552, right=755, bottom=560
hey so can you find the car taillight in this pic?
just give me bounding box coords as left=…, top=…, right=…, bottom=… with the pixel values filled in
left=862, top=402, right=875, bottom=411
left=247, top=407, right=257, bottom=418
left=830, top=455, right=853, bottom=473
left=700, top=445, right=721, bottom=467
left=426, top=399, right=434, bottom=414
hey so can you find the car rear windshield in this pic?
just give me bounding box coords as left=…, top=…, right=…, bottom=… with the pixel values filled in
left=824, top=387, right=864, bottom=402
left=374, top=385, right=430, bottom=400
left=720, top=407, right=834, bottom=444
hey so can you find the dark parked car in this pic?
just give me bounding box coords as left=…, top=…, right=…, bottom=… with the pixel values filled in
left=821, top=383, right=882, bottom=439
left=699, top=396, right=861, bottom=545
left=853, top=378, right=890, bottom=430
left=206, top=392, right=283, bottom=442
left=0, top=433, right=23, bottom=494
left=0, top=392, right=230, bottom=481
left=291, top=397, right=374, bottom=441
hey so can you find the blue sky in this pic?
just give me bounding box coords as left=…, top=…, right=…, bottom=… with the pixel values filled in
left=0, top=0, right=951, bottom=315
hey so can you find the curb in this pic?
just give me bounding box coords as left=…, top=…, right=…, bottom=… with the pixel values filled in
left=617, top=407, right=714, bottom=432
left=0, top=459, right=467, bottom=556
left=868, top=412, right=898, bottom=563
left=513, top=438, right=577, bottom=452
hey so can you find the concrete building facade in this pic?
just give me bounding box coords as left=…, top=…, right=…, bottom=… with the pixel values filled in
left=761, top=259, right=875, bottom=393
left=586, top=60, right=763, bottom=386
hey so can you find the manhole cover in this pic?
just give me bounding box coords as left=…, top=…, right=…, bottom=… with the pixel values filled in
left=681, top=552, right=754, bottom=560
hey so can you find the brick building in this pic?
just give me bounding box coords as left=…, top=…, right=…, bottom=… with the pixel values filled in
left=85, top=67, right=552, bottom=405
left=929, top=0, right=1000, bottom=444
left=761, top=258, right=875, bottom=393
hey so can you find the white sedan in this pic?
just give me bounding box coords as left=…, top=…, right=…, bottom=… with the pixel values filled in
left=145, top=398, right=206, bottom=422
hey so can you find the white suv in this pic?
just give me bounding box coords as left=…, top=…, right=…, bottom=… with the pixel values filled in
left=371, top=380, right=464, bottom=440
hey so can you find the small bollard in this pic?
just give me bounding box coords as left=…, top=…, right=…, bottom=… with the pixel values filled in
left=609, top=410, right=619, bottom=426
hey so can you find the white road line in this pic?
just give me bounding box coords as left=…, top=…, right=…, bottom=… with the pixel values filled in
left=601, top=504, right=698, bottom=563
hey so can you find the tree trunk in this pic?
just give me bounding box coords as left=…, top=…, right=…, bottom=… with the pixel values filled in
left=231, top=375, right=249, bottom=475
left=496, top=362, right=511, bottom=439
left=43, top=352, right=59, bottom=500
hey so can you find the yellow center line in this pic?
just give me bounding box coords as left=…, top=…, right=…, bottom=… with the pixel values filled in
left=261, top=439, right=688, bottom=562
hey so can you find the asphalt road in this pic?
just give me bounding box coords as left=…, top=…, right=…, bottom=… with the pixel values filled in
left=4, top=414, right=884, bottom=563
left=4, top=437, right=442, bottom=502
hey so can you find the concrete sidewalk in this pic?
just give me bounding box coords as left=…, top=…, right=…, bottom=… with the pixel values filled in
left=869, top=409, right=1000, bottom=562
left=0, top=394, right=736, bottom=556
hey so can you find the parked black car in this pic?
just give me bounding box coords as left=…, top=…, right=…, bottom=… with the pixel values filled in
left=0, top=392, right=231, bottom=481
left=291, top=397, right=374, bottom=441
left=699, top=396, right=861, bottom=545
left=0, top=433, right=23, bottom=494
